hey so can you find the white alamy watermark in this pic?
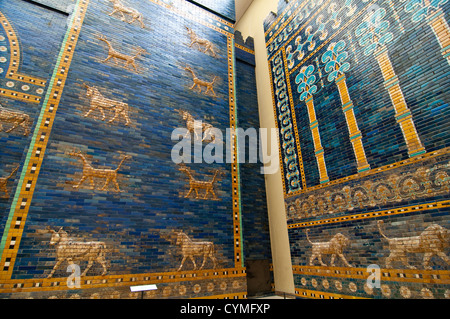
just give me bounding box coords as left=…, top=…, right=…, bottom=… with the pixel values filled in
left=171, top=122, right=280, bottom=175
left=366, top=264, right=381, bottom=289
left=67, top=264, right=81, bottom=289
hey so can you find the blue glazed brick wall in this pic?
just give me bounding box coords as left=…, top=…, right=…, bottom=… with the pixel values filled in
left=265, top=0, right=450, bottom=299
left=0, top=0, right=263, bottom=299
left=235, top=34, right=271, bottom=263
left=188, top=0, right=236, bottom=22
left=0, top=0, right=68, bottom=238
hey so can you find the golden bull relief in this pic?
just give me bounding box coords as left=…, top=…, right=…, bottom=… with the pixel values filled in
left=175, top=231, right=218, bottom=271
left=82, top=83, right=131, bottom=126
left=176, top=109, right=216, bottom=142
left=45, top=227, right=108, bottom=278
left=0, top=103, right=31, bottom=136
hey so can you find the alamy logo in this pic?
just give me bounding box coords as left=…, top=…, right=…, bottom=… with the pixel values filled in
left=67, top=264, right=81, bottom=289
left=366, top=264, right=381, bottom=289
left=171, top=123, right=280, bottom=175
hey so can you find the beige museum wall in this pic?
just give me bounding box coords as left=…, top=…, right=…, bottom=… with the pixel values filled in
left=236, top=0, right=295, bottom=295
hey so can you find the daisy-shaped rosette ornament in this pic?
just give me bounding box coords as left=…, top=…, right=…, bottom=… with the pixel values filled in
left=354, top=7, right=394, bottom=57
left=295, top=64, right=318, bottom=102
left=402, top=0, right=448, bottom=22
left=321, top=40, right=351, bottom=82
left=401, top=0, right=450, bottom=64
left=321, top=40, right=371, bottom=173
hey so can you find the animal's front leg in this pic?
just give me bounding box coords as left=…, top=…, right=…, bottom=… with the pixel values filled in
left=5, top=122, right=18, bottom=133
left=199, top=254, right=207, bottom=270
left=84, top=107, right=95, bottom=118
left=210, top=255, right=218, bottom=269
left=308, top=254, right=317, bottom=266
left=99, top=107, right=107, bottom=121
left=185, top=188, right=194, bottom=198
left=74, top=175, right=88, bottom=189
left=423, top=252, right=434, bottom=270
left=317, top=254, right=327, bottom=267
left=100, top=178, right=111, bottom=192
left=436, top=251, right=450, bottom=265
left=123, top=111, right=131, bottom=126
left=178, top=256, right=187, bottom=271
left=20, top=120, right=30, bottom=136
left=210, top=189, right=218, bottom=200
left=131, top=61, right=138, bottom=73
left=119, top=11, right=127, bottom=22
left=102, top=55, right=113, bottom=64
left=112, top=177, right=122, bottom=193
left=97, top=257, right=108, bottom=276
left=338, top=253, right=353, bottom=267
left=109, top=9, right=119, bottom=16
left=400, top=255, right=416, bottom=269
left=330, top=254, right=336, bottom=266
left=189, top=255, right=197, bottom=270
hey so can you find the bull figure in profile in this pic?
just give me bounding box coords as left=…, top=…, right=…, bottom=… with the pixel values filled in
left=46, top=227, right=108, bottom=278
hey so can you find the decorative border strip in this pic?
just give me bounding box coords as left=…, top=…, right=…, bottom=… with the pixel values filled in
left=295, top=287, right=366, bottom=299
left=286, top=147, right=450, bottom=199
left=0, top=88, right=41, bottom=103
left=234, top=43, right=254, bottom=55
left=0, top=0, right=90, bottom=280
left=194, top=292, right=247, bottom=299
left=292, top=265, right=450, bottom=285
left=0, top=267, right=246, bottom=293
left=0, top=11, right=47, bottom=87
left=282, top=48, right=307, bottom=189
left=288, top=200, right=450, bottom=229
left=228, top=34, right=244, bottom=268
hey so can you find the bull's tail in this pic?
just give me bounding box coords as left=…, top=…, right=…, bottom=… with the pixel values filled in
left=377, top=220, right=390, bottom=241
left=6, top=165, right=19, bottom=181
left=115, top=155, right=130, bottom=172
left=305, top=229, right=314, bottom=245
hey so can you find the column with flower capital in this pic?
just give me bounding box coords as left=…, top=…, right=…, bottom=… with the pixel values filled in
left=355, top=7, right=426, bottom=158
left=403, top=0, right=450, bottom=65
left=296, top=65, right=329, bottom=184
left=374, top=45, right=426, bottom=157
left=322, top=40, right=371, bottom=173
